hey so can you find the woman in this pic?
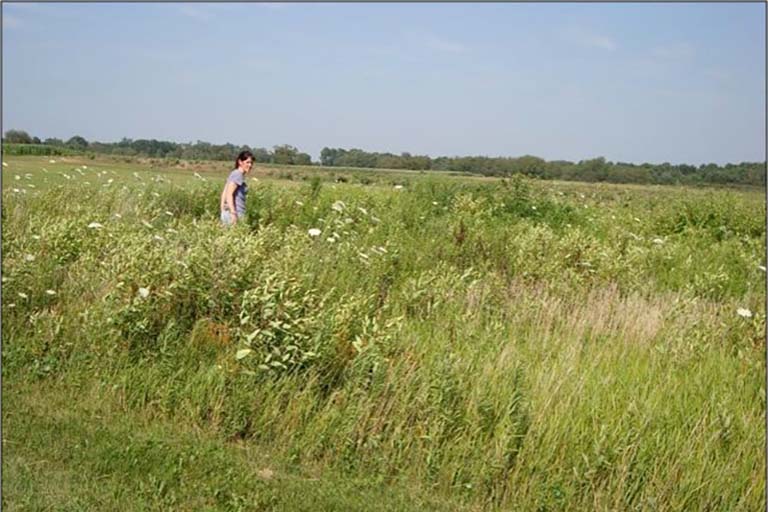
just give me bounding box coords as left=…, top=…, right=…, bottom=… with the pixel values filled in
left=220, top=150, right=254, bottom=226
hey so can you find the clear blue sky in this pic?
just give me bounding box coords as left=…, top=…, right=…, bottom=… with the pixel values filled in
left=2, top=2, right=765, bottom=165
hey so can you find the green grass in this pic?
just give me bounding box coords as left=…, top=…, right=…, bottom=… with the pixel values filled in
left=3, top=380, right=463, bottom=511
left=2, top=154, right=765, bottom=510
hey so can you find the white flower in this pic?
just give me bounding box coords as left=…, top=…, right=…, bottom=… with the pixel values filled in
left=12, top=188, right=20, bottom=193
left=32, top=235, right=41, bottom=240
left=295, top=200, right=304, bottom=206
left=331, top=201, right=346, bottom=212
left=113, top=213, right=122, bottom=219
left=7, top=303, right=15, bottom=308
left=652, top=238, right=664, bottom=245
left=14, top=175, right=20, bottom=180
left=138, top=287, right=150, bottom=298
left=308, top=228, right=321, bottom=237
left=153, top=235, right=165, bottom=242
left=737, top=308, right=752, bottom=318
left=45, top=289, right=57, bottom=296
left=166, top=227, right=178, bottom=234
left=49, top=159, right=56, bottom=163
left=164, top=211, right=174, bottom=216
left=87, top=222, right=103, bottom=229
left=432, top=201, right=438, bottom=206
left=326, top=237, right=336, bottom=243
left=759, top=265, right=766, bottom=272
left=18, top=292, right=28, bottom=299
left=24, top=254, right=35, bottom=262
left=531, top=206, right=537, bottom=211
left=82, top=165, right=88, bottom=169
left=393, top=185, right=403, bottom=190
left=2, top=162, right=7, bottom=167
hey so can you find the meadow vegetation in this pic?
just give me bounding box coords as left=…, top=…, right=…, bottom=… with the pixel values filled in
left=2, top=155, right=765, bottom=510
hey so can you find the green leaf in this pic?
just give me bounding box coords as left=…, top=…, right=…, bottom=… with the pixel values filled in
left=235, top=348, right=253, bottom=360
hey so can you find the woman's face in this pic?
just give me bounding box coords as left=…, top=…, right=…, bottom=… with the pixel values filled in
left=239, top=157, right=254, bottom=173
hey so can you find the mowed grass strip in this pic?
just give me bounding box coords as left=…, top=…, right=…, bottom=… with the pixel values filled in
left=2, top=379, right=467, bottom=512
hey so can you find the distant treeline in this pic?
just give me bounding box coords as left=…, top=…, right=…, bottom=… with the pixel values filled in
left=2, top=130, right=311, bottom=165
left=320, top=148, right=766, bottom=187
left=3, top=129, right=765, bottom=186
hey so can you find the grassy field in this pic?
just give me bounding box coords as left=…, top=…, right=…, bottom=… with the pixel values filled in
left=2, top=154, right=765, bottom=510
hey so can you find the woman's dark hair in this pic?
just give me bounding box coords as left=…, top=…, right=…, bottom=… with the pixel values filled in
left=235, top=150, right=254, bottom=170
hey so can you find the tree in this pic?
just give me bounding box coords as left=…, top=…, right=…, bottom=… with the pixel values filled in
left=273, top=144, right=299, bottom=165
left=66, top=135, right=89, bottom=150
left=44, top=138, right=64, bottom=146
left=4, top=129, right=33, bottom=144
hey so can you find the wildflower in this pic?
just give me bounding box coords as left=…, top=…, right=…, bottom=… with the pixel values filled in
left=2, top=162, right=7, bottom=167
left=531, top=205, right=537, bottom=211
left=82, top=166, right=88, bottom=169
left=652, top=238, right=664, bottom=245
left=28, top=184, right=36, bottom=188
left=87, top=222, right=104, bottom=229
left=736, top=308, right=752, bottom=318
left=759, top=265, right=766, bottom=272
left=18, top=292, right=28, bottom=299
left=331, top=201, right=346, bottom=212
left=11, top=188, right=20, bottom=193
left=31, top=235, right=41, bottom=240
left=7, top=303, right=15, bottom=308
left=14, top=175, right=20, bottom=180
left=308, top=228, right=321, bottom=237
left=45, top=289, right=56, bottom=296
left=394, top=185, right=403, bottom=190
left=24, top=254, right=35, bottom=262
left=633, top=217, right=641, bottom=223
left=164, top=211, right=174, bottom=217
left=326, top=237, right=336, bottom=243
left=295, top=200, right=304, bottom=206
left=152, top=192, right=160, bottom=198
left=49, top=159, right=56, bottom=163
left=432, top=201, right=438, bottom=206
left=138, top=287, right=150, bottom=298
left=113, top=213, right=122, bottom=219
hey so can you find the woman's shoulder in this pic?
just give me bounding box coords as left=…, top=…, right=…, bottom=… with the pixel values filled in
left=227, top=169, right=244, bottom=183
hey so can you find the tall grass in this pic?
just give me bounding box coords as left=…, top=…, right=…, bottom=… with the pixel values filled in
left=2, top=160, right=765, bottom=509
